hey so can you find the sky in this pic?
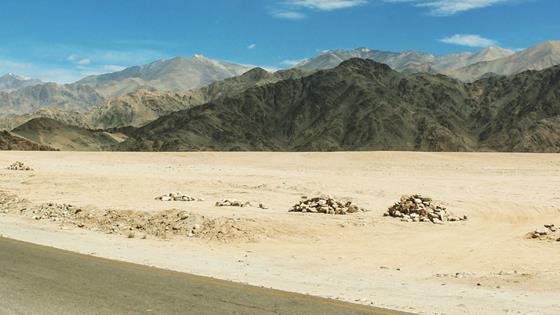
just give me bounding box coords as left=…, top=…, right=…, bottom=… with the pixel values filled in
left=0, top=0, right=558, bottom=83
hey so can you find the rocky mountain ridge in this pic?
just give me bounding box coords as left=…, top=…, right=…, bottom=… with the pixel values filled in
left=114, top=59, right=560, bottom=153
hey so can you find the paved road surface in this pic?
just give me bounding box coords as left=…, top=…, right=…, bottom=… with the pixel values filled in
left=0, top=237, right=406, bottom=315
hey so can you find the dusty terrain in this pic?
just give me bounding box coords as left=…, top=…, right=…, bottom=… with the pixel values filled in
left=0, top=151, right=559, bottom=314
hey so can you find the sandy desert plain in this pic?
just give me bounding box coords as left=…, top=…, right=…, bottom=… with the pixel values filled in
left=0, top=151, right=559, bottom=314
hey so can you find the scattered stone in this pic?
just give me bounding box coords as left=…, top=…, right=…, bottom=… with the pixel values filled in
left=21, top=203, right=82, bottom=221
left=7, top=161, right=33, bottom=171
left=0, top=192, right=267, bottom=242
left=435, top=272, right=476, bottom=278
left=290, top=195, right=367, bottom=215
left=258, top=203, right=269, bottom=210
left=385, top=195, right=467, bottom=224
left=215, top=199, right=252, bottom=207
left=528, top=224, right=560, bottom=242
left=155, top=192, right=202, bottom=202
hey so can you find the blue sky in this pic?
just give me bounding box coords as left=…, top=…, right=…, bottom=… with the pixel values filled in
left=0, top=0, right=557, bottom=83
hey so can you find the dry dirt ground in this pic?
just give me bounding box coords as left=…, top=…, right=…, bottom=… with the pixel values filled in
left=0, top=151, right=559, bottom=314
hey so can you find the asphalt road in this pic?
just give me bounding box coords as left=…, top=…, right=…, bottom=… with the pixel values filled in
left=0, top=237, right=405, bottom=315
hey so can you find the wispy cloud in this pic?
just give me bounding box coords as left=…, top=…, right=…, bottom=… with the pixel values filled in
left=440, top=34, right=497, bottom=47
left=247, top=43, right=257, bottom=49
left=67, top=54, right=91, bottom=65
left=287, top=0, right=368, bottom=10
left=271, top=0, right=367, bottom=19
left=384, top=0, right=512, bottom=16
left=77, top=58, right=91, bottom=65
left=271, top=10, right=307, bottom=19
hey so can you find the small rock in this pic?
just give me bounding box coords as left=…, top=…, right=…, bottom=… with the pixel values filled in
left=156, top=193, right=201, bottom=202
left=215, top=199, right=252, bottom=208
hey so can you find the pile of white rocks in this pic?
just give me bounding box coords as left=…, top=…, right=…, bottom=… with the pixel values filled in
left=155, top=193, right=203, bottom=202
left=529, top=224, right=560, bottom=242
left=7, top=161, right=33, bottom=171
left=385, top=194, right=467, bottom=224
left=215, top=199, right=252, bottom=207
left=25, top=203, right=81, bottom=222
left=290, top=195, right=367, bottom=215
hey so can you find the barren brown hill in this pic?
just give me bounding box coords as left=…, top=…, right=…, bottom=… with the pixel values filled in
left=12, top=118, right=123, bottom=151
left=0, top=130, right=56, bottom=151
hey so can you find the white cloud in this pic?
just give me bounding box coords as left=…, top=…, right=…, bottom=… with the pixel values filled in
left=272, top=10, right=307, bottom=19
left=440, top=34, right=497, bottom=47
left=67, top=54, right=92, bottom=65
left=287, top=0, right=368, bottom=10
left=384, top=0, right=511, bottom=15
left=247, top=43, right=257, bottom=49
left=271, top=0, right=367, bottom=19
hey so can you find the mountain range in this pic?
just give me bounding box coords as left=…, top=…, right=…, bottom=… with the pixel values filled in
left=446, top=41, right=560, bottom=81
left=111, top=59, right=560, bottom=152
left=0, top=67, right=311, bottom=131
left=296, top=46, right=515, bottom=77
left=0, top=55, right=253, bottom=118
left=1, top=41, right=559, bottom=119
left=2, top=40, right=560, bottom=152
left=75, top=55, right=253, bottom=98
left=0, top=73, right=42, bottom=92
left=296, top=42, right=560, bottom=81
left=8, top=59, right=560, bottom=152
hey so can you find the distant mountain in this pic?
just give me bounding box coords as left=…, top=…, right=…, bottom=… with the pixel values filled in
left=295, top=46, right=516, bottom=79
left=0, top=83, right=105, bottom=115
left=0, top=130, right=55, bottom=151
left=448, top=41, right=560, bottom=81
left=296, top=48, right=435, bottom=72
left=0, top=73, right=42, bottom=92
left=11, top=118, right=123, bottom=151
left=0, top=108, right=90, bottom=131
left=88, top=67, right=310, bottom=129
left=76, top=55, right=253, bottom=98
left=297, top=42, right=560, bottom=82
left=1, top=67, right=311, bottom=131
left=0, top=55, right=253, bottom=117
left=433, top=46, right=514, bottom=72
left=117, top=59, right=560, bottom=153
